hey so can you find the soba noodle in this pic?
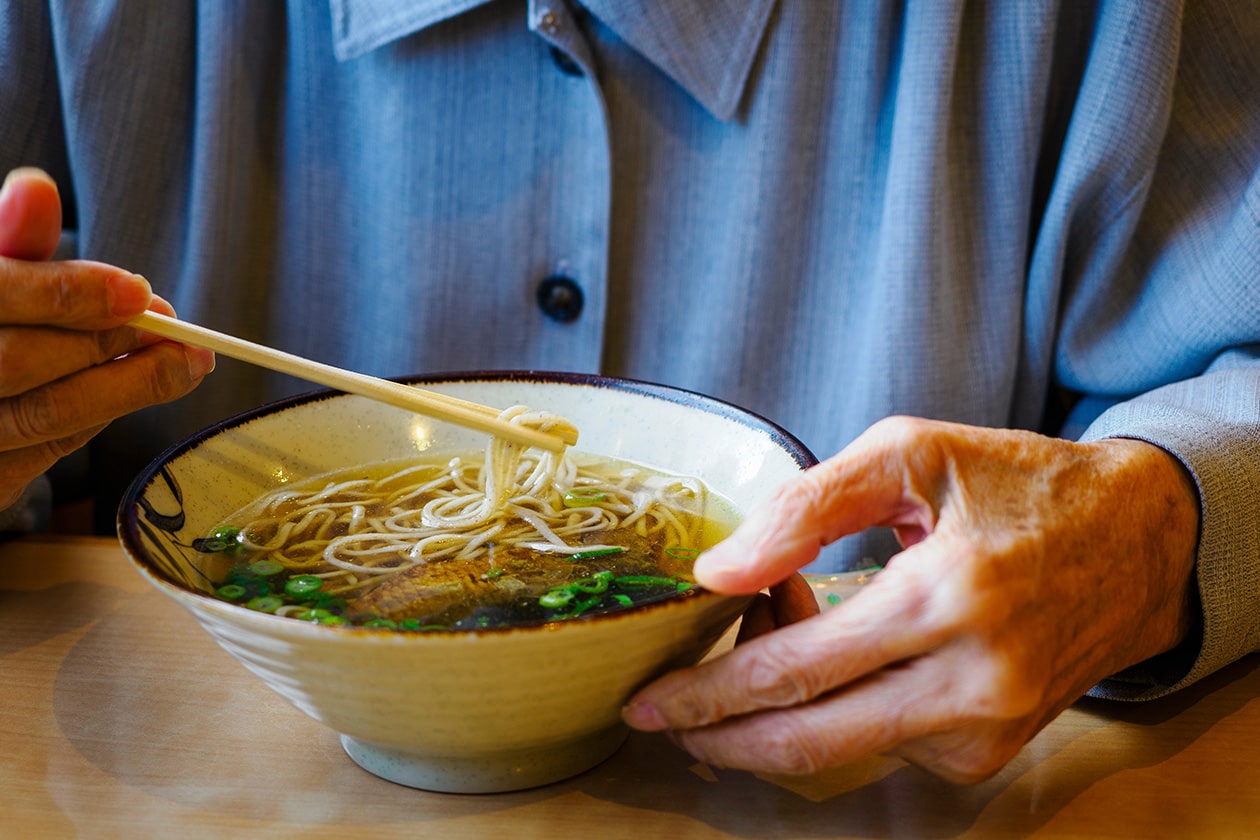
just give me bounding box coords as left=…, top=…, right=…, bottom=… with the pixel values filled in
left=201, top=405, right=732, bottom=629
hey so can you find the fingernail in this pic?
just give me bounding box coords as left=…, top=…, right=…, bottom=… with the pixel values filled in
left=108, top=274, right=153, bottom=316
left=185, top=347, right=215, bottom=378
left=2, top=166, right=54, bottom=194
left=622, top=700, right=667, bottom=731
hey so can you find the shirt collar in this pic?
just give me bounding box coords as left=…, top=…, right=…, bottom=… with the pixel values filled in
left=328, top=0, right=776, bottom=121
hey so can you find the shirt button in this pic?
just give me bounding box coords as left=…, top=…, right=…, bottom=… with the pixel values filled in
left=536, top=275, right=584, bottom=322
left=549, top=46, right=584, bottom=77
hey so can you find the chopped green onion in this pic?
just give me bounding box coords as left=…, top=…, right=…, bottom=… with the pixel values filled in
left=317, top=615, right=349, bottom=626
left=665, top=546, right=700, bottom=560
left=362, top=618, right=398, bottom=629
left=564, top=594, right=603, bottom=618
left=573, top=570, right=614, bottom=594
left=202, top=526, right=244, bottom=554
left=568, top=547, right=625, bottom=561
left=215, top=584, right=247, bottom=601
left=563, top=488, right=607, bottom=507
left=248, top=559, right=284, bottom=577
left=393, top=618, right=449, bottom=632
left=615, top=575, right=680, bottom=587
left=300, top=592, right=346, bottom=612
left=481, top=567, right=505, bottom=580
left=540, top=588, right=575, bottom=608
left=826, top=593, right=843, bottom=606
left=295, top=608, right=333, bottom=622
left=612, top=594, right=633, bottom=607
left=245, top=595, right=283, bottom=613
left=284, top=575, right=324, bottom=597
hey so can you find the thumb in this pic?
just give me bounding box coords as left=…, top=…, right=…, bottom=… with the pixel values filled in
left=0, top=167, right=64, bottom=261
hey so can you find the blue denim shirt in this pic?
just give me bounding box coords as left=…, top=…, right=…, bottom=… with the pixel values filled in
left=2, top=0, right=1258, bottom=696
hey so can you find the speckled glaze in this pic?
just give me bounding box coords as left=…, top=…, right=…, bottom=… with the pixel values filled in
left=117, top=372, right=817, bottom=793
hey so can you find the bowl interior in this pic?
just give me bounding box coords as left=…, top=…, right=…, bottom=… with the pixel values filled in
left=120, top=372, right=817, bottom=600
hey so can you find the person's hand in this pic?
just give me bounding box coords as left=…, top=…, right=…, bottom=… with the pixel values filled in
left=622, top=416, right=1200, bottom=783
left=0, top=167, right=215, bottom=510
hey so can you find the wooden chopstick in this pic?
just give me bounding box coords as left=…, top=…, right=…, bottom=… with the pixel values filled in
left=130, top=311, right=577, bottom=453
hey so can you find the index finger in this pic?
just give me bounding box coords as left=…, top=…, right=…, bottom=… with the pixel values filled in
left=623, top=552, right=948, bottom=733
left=0, top=258, right=154, bottom=330
left=695, top=417, right=939, bottom=594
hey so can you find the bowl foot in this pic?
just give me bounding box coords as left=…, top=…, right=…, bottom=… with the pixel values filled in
left=340, top=725, right=628, bottom=793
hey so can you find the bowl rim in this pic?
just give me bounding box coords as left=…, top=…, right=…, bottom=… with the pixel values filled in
left=116, top=370, right=817, bottom=638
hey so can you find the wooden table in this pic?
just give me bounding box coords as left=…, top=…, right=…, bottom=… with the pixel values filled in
left=2, top=535, right=1258, bottom=838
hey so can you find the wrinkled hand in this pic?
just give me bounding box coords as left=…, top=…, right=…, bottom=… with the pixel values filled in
left=0, top=167, right=214, bottom=509
left=623, top=416, right=1200, bottom=783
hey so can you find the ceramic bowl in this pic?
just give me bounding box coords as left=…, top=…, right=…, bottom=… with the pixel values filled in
left=117, top=372, right=817, bottom=793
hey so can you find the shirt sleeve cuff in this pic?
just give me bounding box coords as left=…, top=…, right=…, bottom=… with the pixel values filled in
left=1075, top=367, right=1260, bottom=701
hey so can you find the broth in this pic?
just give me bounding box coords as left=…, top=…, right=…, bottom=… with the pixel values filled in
left=194, top=451, right=738, bottom=631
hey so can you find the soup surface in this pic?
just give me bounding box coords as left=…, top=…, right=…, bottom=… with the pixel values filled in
left=195, top=450, right=738, bottom=631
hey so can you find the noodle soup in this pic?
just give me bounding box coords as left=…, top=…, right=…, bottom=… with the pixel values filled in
left=194, top=451, right=739, bottom=631
left=120, top=372, right=814, bottom=792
